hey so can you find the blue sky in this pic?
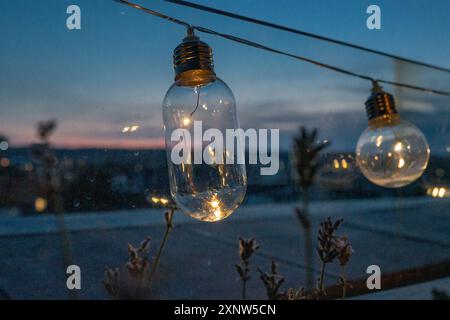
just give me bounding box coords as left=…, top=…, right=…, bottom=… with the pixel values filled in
left=0, top=0, right=449, bottom=152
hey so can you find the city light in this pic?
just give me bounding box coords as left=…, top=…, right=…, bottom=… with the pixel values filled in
left=427, top=187, right=449, bottom=198
left=34, top=197, right=48, bottom=213
left=0, top=158, right=10, bottom=168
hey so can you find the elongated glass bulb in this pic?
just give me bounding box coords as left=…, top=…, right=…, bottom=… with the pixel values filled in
left=162, top=30, right=246, bottom=222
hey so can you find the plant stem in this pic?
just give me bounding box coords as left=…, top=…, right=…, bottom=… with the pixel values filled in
left=341, top=265, right=347, bottom=299
left=53, top=193, right=78, bottom=300
left=242, top=263, right=249, bottom=300
left=147, top=209, right=175, bottom=290
left=318, top=261, right=326, bottom=296
left=302, top=187, right=313, bottom=291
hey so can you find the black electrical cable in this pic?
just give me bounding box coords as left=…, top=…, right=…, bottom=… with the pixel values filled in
left=163, top=0, right=450, bottom=74
left=115, top=0, right=450, bottom=96
left=117, top=0, right=190, bottom=28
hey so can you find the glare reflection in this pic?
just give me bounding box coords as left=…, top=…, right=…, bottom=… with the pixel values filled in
left=394, top=142, right=403, bottom=152
left=376, top=135, right=383, bottom=147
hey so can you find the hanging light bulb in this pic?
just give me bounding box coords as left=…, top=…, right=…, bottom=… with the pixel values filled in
left=356, top=81, right=430, bottom=188
left=162, top=28, right=247, bottom=222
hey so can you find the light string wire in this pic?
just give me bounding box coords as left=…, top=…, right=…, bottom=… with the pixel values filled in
left=163, top=0, right=450, bottom=74
left=115, top=0, right=450, bottom=97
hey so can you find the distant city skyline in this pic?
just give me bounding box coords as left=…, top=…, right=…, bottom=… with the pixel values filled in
left=1, top=0, right=449, bottom=152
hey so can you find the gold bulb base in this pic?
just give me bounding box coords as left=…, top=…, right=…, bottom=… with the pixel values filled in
left=173, top=29, right=216, bottom=86
left=365, top=82, right=398, bottom=122
left=368, top=113, right=400, bottom=127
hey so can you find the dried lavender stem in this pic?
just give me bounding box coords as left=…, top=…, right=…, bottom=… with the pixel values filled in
left=302, top=187, right=314, bottom=291
left=236, top=238, right=258, bottom=300
left=319, top=261, right=326, bottom=295
left=242, top=263, right=249, bottom=300
left=53, top=193, right=78, bottom=300
left=341, top=265, right=347, bottom=299
left=147, top=210, right=174, bottom=289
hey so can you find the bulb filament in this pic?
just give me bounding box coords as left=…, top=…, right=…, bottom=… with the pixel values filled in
left=189, top=86, right=201, bottom=119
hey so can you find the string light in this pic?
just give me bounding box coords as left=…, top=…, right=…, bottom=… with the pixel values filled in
left=163, top=0, right=450, bottom=74
left=116, top=1, right=446, bottom=192
left=115, top=0, right=450, bottom=96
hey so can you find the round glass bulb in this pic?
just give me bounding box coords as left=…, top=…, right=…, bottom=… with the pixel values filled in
left=356, top=116, right=430, bottom=188
left=163, top=75, right=247, bottom=222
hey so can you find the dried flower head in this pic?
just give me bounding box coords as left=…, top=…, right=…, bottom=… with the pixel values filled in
left=102, top=267, right=120, bottom=298
left=336, top=235, right=354, bottom=266
left=102, top=237, right=153, bottom=299
left=125, top=237, right=151, bottom=279
left=317, top=217, right=343, bottom=263
left=235, top=237, right=259, bottom=300
left=31, top=119, right=62, bottom=201
left=283, top=287, right=307, bottom=300
left=37, top=120, right=57, bottom=141
left=293, top=127, right=330, bottom=188
left=258, top=260, right=286, bottom=300
left=238, top=237, right=259, bottom=264
left=432, top=289, right=450, bottom=300
left=165, top=207, right=176, bottom=228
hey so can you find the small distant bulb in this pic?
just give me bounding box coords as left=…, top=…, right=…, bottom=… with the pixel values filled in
left=356, top=82, right=430, bottom=188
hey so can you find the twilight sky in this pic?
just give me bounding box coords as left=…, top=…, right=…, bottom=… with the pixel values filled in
left=0, top=0, right=449, bottom=152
